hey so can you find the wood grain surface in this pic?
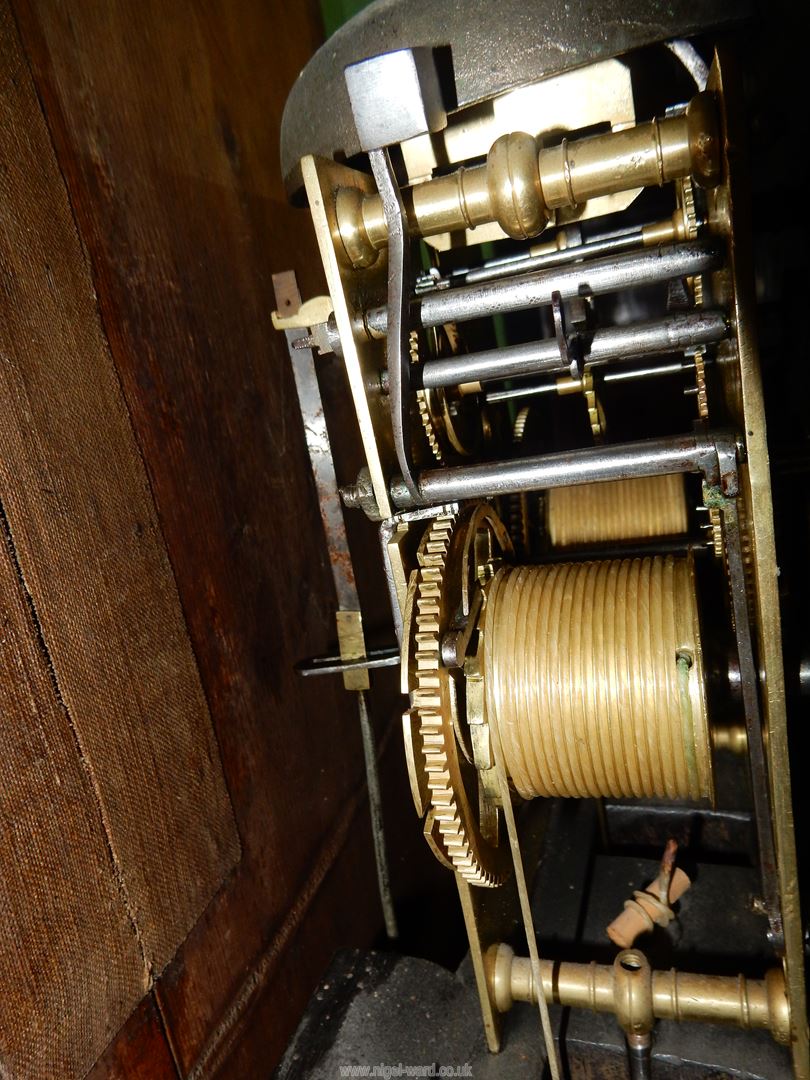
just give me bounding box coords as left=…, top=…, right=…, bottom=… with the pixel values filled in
left=5, top=0, right=458, bottom=1073
left=1, top=1, right=240, bottom=1074
left=86, top=996, right=178, bottom=1080
left=0, top=503, right=146, bottom=1078
left=8, top=0, right=403, bottom=1073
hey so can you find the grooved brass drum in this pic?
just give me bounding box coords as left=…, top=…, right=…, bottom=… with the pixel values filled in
left=482, top=555, right=712, bottom=801
left=547, top=474, right=689, bottom=548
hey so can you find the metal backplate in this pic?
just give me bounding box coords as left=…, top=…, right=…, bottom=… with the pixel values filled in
left=708, top=48, right=808, bottom=1077
left=301, top=155, right=394, bottom=517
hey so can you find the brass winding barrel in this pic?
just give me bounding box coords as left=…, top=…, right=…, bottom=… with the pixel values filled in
left=547, top=474, right=688, bottom=548
left=482, top=555, right=712, bottom=801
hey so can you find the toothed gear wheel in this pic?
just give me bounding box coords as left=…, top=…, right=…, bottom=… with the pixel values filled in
left=691, top=272, right=704, bottom=309
left=404, top=512, right=509, bottom=887
left=694, top=348, right=709, bottom=420
left=582, top=368, right=605, bottom=440
left=411, top=328, right=481, bottom=461
left=410, top=331, right=444, bottom=464
left=740, top=498, right=757, bottom=624
left=681, top=176, right=699, bottom=240
left=508, top=409, right=531, bottom=557
left=512, top=406, right=530, bottom=444
left=708, top=506, right=724, bottom=558
left=679, top=177, right=704, bottom=307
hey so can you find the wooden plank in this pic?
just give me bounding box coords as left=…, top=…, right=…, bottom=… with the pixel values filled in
left=186, top=717, right=460, bottom=1078
left=86, top=995, right=178, bottom=1080
left=0, top=0, right=239, bottom=994
left=202, top=810, right=380, bottom=1079
left=0, top=517, right=146, bottom=1077
left=8, top=0, right=415, bottom=1071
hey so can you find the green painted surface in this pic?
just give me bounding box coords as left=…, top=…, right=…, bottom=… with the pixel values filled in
left=320, top=0, right=374, bottom=39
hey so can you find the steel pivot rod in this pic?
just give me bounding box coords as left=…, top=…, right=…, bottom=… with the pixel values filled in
left=365, top=241, right=721, bottom=336
left=421, top=310, right=727, bottom=389
left=389, top=431, right=723, bottom=509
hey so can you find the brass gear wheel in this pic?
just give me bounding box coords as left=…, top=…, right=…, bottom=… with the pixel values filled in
left=678, top=177, right=710, bottom=420
left=410, top=330, right=444, bottom=463
left=507, top=408, right=531, bottom=557
left=679, top=176, right=704, bottom=307
left=680, top=175, right=699, bottom=240
left=582, top=367, right=606, bottom=440
left=403, top=509, right=510, bottom=887
left=512, top=406, right=530, bottom=444
left=693, top=347, right=709, bottom=420
left=410, top=329, right=479, bottom=462
left=555, top=368, right=605, bottom=440
left=708, top=505, right=724, bottom=558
